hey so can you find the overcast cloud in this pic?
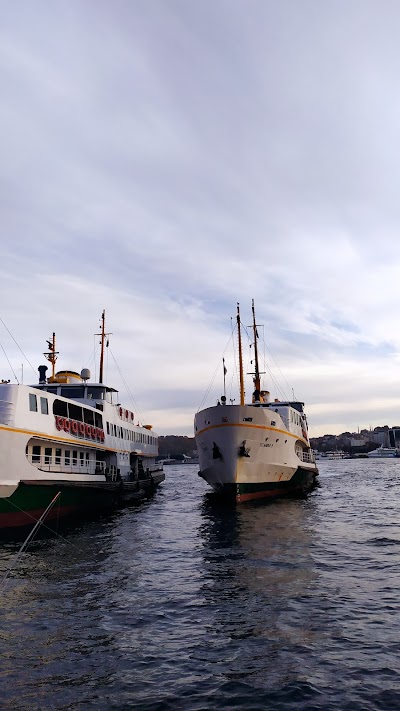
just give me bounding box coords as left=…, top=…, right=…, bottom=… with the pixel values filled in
left=1, top=1, right=400, bottom=436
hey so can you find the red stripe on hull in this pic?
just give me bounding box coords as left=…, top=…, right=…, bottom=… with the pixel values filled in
left=0, top=505, right=80, bottom=529
left=236, top=486, right=302, bottom=503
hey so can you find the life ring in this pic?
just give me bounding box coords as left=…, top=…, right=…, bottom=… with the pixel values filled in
left=85, top=424, right=91, bottom=437
left=130, top=412, right=134, bottom=420
left=99, top=430, right=105, bottom=441
left=64, top=419, right=71, bottom=432
left=91, top=426, right=97, bottom=438
left=125, top=410, right=129, bottom=418
left=55, top=416, right=64, bottom=430
left=119, top=407, right=123, bottom=417
left=79, top=422, right=85, bottom=436
left=71, top=420, right=78, bottom=434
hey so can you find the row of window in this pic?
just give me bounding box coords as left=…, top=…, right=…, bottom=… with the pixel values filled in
left=29, top=393, right=49, bottom=414
left=31, top=445, right=91, bottom=466
left=105, top=421, right=156, bottom=445
left=28, top=392, right=156, bottom=445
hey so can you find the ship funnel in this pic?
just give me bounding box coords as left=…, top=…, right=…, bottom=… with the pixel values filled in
left=81, top=368, right=91, bottom=382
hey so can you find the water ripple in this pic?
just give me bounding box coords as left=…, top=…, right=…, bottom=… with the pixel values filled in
left=1, top=460, right=400, bottom=709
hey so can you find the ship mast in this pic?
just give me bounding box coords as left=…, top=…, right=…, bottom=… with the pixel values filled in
left=96, top=310, right=111, bottom=384
left=237, top=303, right=245, bottom=406
left=44, top=332, right=58, bottom=380
left=251, top=299, right=260, bottom=392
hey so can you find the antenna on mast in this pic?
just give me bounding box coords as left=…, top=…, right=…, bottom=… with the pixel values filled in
left=95, top=310, right=112, bottom=384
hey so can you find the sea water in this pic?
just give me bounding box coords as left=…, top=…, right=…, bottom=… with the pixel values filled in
left=1, top=460, right=400, bottom=710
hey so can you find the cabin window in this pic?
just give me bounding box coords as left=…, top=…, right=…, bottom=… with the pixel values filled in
left=55, top=448, right=61, bottom=465
left=44, top=447, right=52, bottom=465
left=40, top=397, right=49, bottom=415
left=87, top=387, right=105, bottom=400
left=61, top=387, right=85, bottom=399
left=32, top=445, right=41, bottom=463
left=69, top=403, right=83, bottom=422
left=106, top=422, right=110, bottom=434
left=53, top=399, right=68, bottom=417
left=84, top=409, right=95, bottom=426
left=29, top=394, right=37, bottom=412
left=65, top=450, right=70, bottom=465
left=79, top=452, right=84, bottom=467
left=85, top=452, right=90, bottom=463
left=72, top=450, right=78, bottom=465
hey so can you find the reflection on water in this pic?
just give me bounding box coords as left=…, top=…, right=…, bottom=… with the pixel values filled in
left=198, top=495, right=321, bottom=691
left=1, top=462, right=400, bottom=710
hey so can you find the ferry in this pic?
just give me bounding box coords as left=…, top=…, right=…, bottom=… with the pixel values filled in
left=0, top=312, right=164, bottom=529
left=367, top=446, right=400, bottom=458
left=194, top=302, right=318, bottom=503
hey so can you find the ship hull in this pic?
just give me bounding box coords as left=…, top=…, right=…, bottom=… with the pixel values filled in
left=0, top=475, right=165, bottom=530
left=195, top=404, right=318, bottom=504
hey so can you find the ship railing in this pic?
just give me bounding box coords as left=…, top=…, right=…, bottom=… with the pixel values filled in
left=27, top=455, right=106, bottom=475
left=299, top=450, right=315, bottom=464
left=0, top=399, right=14, bottom=426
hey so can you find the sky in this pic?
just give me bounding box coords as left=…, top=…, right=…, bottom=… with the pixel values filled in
left=1, top=1, right=400, bottom=437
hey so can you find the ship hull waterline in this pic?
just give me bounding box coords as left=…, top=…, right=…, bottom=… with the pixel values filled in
left=199, top=466, right=318, bottom=503
left=0, top=474, right=165, bottom=530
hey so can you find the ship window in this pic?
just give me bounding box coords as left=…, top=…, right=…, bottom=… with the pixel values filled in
left=87, top=387, right=105, bottom=400
left=106, top=422, right=110, bottom=434
left=72, top=450, right=78, bottom=465
left=85, top=452, right=90, bottom=463
left=94, top=412, right=103, bottom=428
left=44, top=447, right=52, bottom=465
left=53, top=399, right=68, bottom=417
left=243, top=417, right=253, bottom=422
left=65, top=450, right=70, bottom=465
left=32, top=445, right=41, bottom=463
left=55, top=448, right=61, bottom=465
left=61, top=387, right=85, bottom=398
left=83, top=409, right=95, bottom=425
left=40, top=397, right=49, bottom=415
left=79, top=452, right=84, bottom=466
left=29, top=394, right=37, bottom=412
left=69, top=403, right=83, bottom=422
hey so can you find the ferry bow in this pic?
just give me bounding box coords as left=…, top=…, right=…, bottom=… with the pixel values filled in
left=194, top=302, right=318, bottom=503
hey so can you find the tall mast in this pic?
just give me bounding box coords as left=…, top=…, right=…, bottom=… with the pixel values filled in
left=44, top=332, right=58, bottom=380
left=96, top=311, right=112, bottom=384
left=237, top=303, right=245, bottom=406
left=251, top=299, right=260, bottom=392
left=99, top=311, right=105, bottom=383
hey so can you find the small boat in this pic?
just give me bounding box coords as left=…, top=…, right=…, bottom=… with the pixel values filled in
left=0, top=311, right=164, bottom=530
left=194, top=302, right=318, bottom=503
left=367, top=446, right=400, bottom=458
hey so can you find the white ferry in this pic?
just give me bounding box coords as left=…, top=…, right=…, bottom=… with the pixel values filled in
left=0, top=312, right=164, bottom=529
left=194, top=302, right=318, bottom=502
left=367, top=446, right=400, bottom=458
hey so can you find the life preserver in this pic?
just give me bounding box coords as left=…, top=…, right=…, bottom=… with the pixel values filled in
left=85, top=424, right=92, bottom=437
left=55, top=416, right=64, bottom=430
left=71, top=420, right=78, bottom=434
left=119, top=407, right=123, bottom=417
left=125, top=410, right=129, bottom=418
left=79, top=422, right=85, bottom=436
left=99, top=430, right=105, bottom=441
left=63, top=419, right=71, bottom=432
left=91, top=426, right=97, bottom=438
left=130, top=412, right=134, bottom=420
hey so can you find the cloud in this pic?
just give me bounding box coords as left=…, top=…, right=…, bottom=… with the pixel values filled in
left=2, top=1, right=400, bottom=437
